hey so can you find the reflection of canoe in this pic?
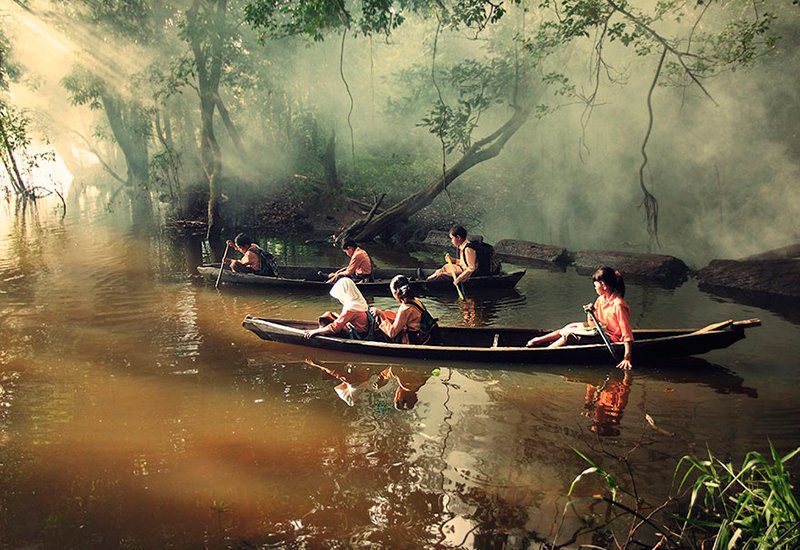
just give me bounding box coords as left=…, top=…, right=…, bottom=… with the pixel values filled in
left=241, top=317, right=761, bottom=365
left=197, top=264, right=526, bottom=294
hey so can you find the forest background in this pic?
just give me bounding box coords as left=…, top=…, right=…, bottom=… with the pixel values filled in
left=1, top=0, right=798, bottom=266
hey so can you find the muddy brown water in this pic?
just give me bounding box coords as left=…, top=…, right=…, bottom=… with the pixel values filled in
left=0, top=201, right=798, bottom=548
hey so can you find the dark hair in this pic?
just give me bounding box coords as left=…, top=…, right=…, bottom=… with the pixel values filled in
left=234, top=233, right=253, bottom=248
left=340, top=239, right=358, bottom=250
left=592, top=266, right=625, bottom=297
left=390, top=274, right=414, bottom=301
left=448, top=225, right=467, bottom=240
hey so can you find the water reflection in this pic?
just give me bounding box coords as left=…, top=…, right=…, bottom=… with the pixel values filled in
left=2, top=201, right=799, bottom=548
left=442, top=288, right=527, bottom=327
left=699, top=283, right=800, bottom=325
left=372, top=365, right=432, bottom=410
left=304, top=359, right=372, bottom=406
left=302, top=358, right=434, bottom=411
left=582, top=371, right=632, bottom=437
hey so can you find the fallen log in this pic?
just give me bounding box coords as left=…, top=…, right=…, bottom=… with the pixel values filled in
left=572, top=250, right=689, bottom=287
left=741, top=243, right=800, bottom=261
left=494, top=239, right=571, bottom=270
left=697, top=258, right=800, bottom=298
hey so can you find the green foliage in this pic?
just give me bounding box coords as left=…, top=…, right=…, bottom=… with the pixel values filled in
left=559, top=443, right=800, bottom=548
left=390, top=56, right=520, bottom=152
left=677, top=444, right=800, bottom=549
left=342, top=148, right=438, bottom=200
left=70, top=0, right=154, bottom=41
left=61, top=66, right=106, bottom=110
left=148, top=146, right=182, bottom=198
left=244, top=0, right=350, bottom=41
left=0, top=101, right=56, bottom=193
left=702, top=11, right=779, bottom=65
left=0, top=25, right=21, bottom=91
left=244, top=0, right=523, bottom=40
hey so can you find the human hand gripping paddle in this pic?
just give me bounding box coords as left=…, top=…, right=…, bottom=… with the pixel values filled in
left=215, top=242, right=230, bottom=289
left=583, top=303, right=620, bottom=364
left=444, top=253, right=466, bottom=300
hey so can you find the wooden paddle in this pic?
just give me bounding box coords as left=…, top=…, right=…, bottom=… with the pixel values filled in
left=215, top=243, right=230, bottom=289
left=584, top=303, right=620, bottom=363
left=444, top=253, right=466, bottom=300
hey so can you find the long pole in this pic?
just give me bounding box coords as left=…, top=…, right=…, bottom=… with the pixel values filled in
left=444, top=253, right=465, bottom=300
left=215, top=243, right=230, bottom=289
left=585, top=305, right=619, bottom=362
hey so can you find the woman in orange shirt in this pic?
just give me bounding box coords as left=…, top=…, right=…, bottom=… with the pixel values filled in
left=526, top=267, right=634, bottom=370
left=304, top=277, right=371, bottom=339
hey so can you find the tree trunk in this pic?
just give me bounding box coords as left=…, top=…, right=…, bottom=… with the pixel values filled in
left=200, top=94, right=223, bottom=239
left=100, top=95, right=149, bottom=183
left=100, top=93, right=152, bottom=220
left=187, top=0, right=227, bottom=240
left=0, top=115, right=27, bottom=194
left=0, top=111, right=28, bottom=196
left=338, top=107, right=529, bottom=242
left=213, top=93, right=246, bottom=160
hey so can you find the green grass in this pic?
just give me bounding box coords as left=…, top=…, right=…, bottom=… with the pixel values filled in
left=676, top=444, right=800, bottom=549
left=555, top=442, right=800, bottom=549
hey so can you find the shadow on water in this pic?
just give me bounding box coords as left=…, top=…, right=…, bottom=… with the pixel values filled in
left=429, top=287, right=527, bottom=327
left=250, top=350, right=759, bottom=410
left=699, top=283, right=800, bottom=325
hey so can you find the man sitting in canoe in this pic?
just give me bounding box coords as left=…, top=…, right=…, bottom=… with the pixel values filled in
left=324, top=239, right=374, bottom=283
left=427, top=225, right=498, bottom=287
left=224, top=233, right=277, bottom=276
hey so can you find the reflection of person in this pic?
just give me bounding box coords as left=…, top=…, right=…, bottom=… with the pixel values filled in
left=305, top=359, right=371, bottom=406
left=304, top=278, right=371, bottom=339
left=427, top=225, right=493, bottom=287
left=224, top=233, right=276, bottom=275
left=584, top=371, right=632, bottom=436
left=371, top=275, right=439, bottom=344
left=372, top=366, right=430, bottom=410
left=526, top=266, right=634, bottom=370
left=460, top=297, right=479, bottom=327
left=325, top=240, right=374, bottom=283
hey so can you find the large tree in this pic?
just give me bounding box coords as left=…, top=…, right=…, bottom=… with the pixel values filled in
left=245, top=0, right=781, bottom=245
left=58, top=0, right=159, bottom=219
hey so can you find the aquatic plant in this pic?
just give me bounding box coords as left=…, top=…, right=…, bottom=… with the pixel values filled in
left=676, top=444, right=800, bottom=549
left=554, top=442, right=800, bottom=549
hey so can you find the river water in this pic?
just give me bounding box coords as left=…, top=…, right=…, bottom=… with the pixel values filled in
left=1, top=198, right=798, bottom=548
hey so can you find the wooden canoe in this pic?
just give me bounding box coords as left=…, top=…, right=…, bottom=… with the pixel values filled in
left=241, top=316, right=761, bottom=365
left=197, top=264, right=526, bottom=294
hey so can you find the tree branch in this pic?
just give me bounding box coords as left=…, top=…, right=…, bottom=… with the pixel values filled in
left=605, top=0, right=717, bottom=104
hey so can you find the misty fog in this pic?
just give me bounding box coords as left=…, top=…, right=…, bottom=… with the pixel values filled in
left=3, top=0, right=798, bottom=267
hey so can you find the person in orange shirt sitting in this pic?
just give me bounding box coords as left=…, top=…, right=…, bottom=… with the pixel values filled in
left=223, top=233, right=277, bottom=276
left=304, top=277, right=373, bottom=339
left=325, top=240, right=374, bottom=283
left=526, top=266, right=634, bottom=370
left=372, top=275, right=439, bottom=345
